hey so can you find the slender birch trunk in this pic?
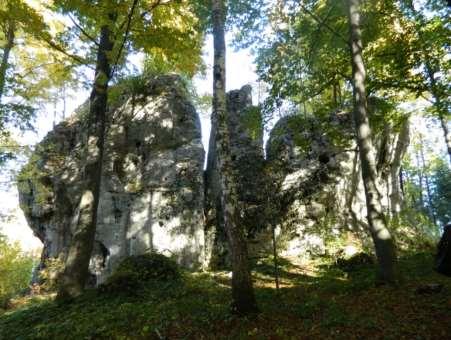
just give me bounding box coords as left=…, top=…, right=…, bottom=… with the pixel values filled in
left=58, top=21, right=114, bottom=300
left=347, top=0, right=397, bottom=284
left=211, top=0, right=258, bottom=314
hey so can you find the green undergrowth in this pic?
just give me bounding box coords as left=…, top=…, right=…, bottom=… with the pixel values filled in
left=99, top=253, right=182, bottom=295
left=1, top=252, right=450, bottom=339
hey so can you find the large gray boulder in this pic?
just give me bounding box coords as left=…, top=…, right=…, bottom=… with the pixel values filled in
left=18, top=75, right=206, bottom=284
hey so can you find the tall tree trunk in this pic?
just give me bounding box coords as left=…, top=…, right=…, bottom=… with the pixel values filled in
left=58, top=21, right=114, bottom=300
left=404, top=170, right=417, bottom=208
left=438, top=115, right=451, bottom=163
left=211, top=0, right=258, bottom=315
left=271, top=224, right=280, bottom=291
left=425, top=63, right=451, bottom=163
left=399, top=166, right=405, bottom=197
left=0, top=20, right=15, bottom=101
left=62, top=85, right=67, bottom=119
left=389, top=119, right=409, bottom=215
left=347, top=0, right=397, bottom=284
left=419, top=134, right=437, bottom=224
left=415, top=149, right=425, bottom=209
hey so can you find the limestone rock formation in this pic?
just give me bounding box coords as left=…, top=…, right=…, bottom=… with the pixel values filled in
left=19, top=75, right=206, bottom=284
left=204, top=91, right=410, bottom=263
left=265, top=112, right=410, bottom=258
left=204, top=85, right=268, bottom=268
left=18, top=76, right=412, bottom=282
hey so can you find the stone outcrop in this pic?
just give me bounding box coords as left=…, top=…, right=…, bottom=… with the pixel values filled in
left=204, top=85, right=268, bottom=267
left=265, top=111, right=410, bottom=258
left=203, top=92, right=410, bottom=262
left=19, top=75, right=412, bottom=282
left=19, top=75, right=206, bottom=284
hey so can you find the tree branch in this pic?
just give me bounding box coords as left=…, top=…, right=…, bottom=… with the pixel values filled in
left=43, top=38, right=89, bottom=67
left=111, top=0, right=140, bottom=78
left=306, top=2, right=336, bottom=68
left=299, top=1, right=348, bottom=45
left=0, top=144, right=34, bottom=148
left=68, top=14, right=100, bottom=46
left=15, top=62, right=60, bottom=79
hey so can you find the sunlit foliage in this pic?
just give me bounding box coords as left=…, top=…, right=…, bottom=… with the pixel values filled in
left=0, top=233, right=34, bottom=308
left=53, top=0, right=204, bottom=79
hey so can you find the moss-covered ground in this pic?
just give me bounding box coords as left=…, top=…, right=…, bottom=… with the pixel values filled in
left=1, top=252, right=450, bottom=339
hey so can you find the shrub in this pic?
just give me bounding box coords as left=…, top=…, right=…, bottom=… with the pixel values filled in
left=335, top=252, right=374, bottom=272
left=39, top=257, right=65, bottom=291
left=0, top=234, right=35, bottom=308
left=100, top=253, right=181, bottom=295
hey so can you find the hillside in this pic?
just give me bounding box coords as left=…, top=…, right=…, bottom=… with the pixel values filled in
left=1, top=252, right=450, bottom=340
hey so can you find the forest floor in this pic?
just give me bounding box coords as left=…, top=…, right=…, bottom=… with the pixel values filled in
left=0, top=252, right=450, bottom=339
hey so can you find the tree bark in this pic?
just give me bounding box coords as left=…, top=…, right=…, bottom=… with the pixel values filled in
left=389, top=119, right=409, bottom=215
left=0, top=20, right=15, bottom=101
left=347, top=0, right=397, bottom=284
left=425, top=62, right=451, bottom=163
left=438, top=115, right=451, bottom=163
left=399, top=166, right=405, bottom=197
left=271, top=224, right=280, bottom=291
left=58, top=21, right=114, bottom=300
left=415, top=149, right=425, bottom=209
left=211, top=0, right=258, bottom=315
left=419, top=134, right=437, bottom=224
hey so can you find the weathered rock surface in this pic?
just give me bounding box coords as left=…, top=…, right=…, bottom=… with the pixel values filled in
left=204, top=92, right=411, bottom=263
left=19, top=75, right=413, bottom=282
left=265, top=111, right=410, bottom=258
left=19, top=75, right=206, bottom=283
left=204, top=85, right=268, bottom=268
